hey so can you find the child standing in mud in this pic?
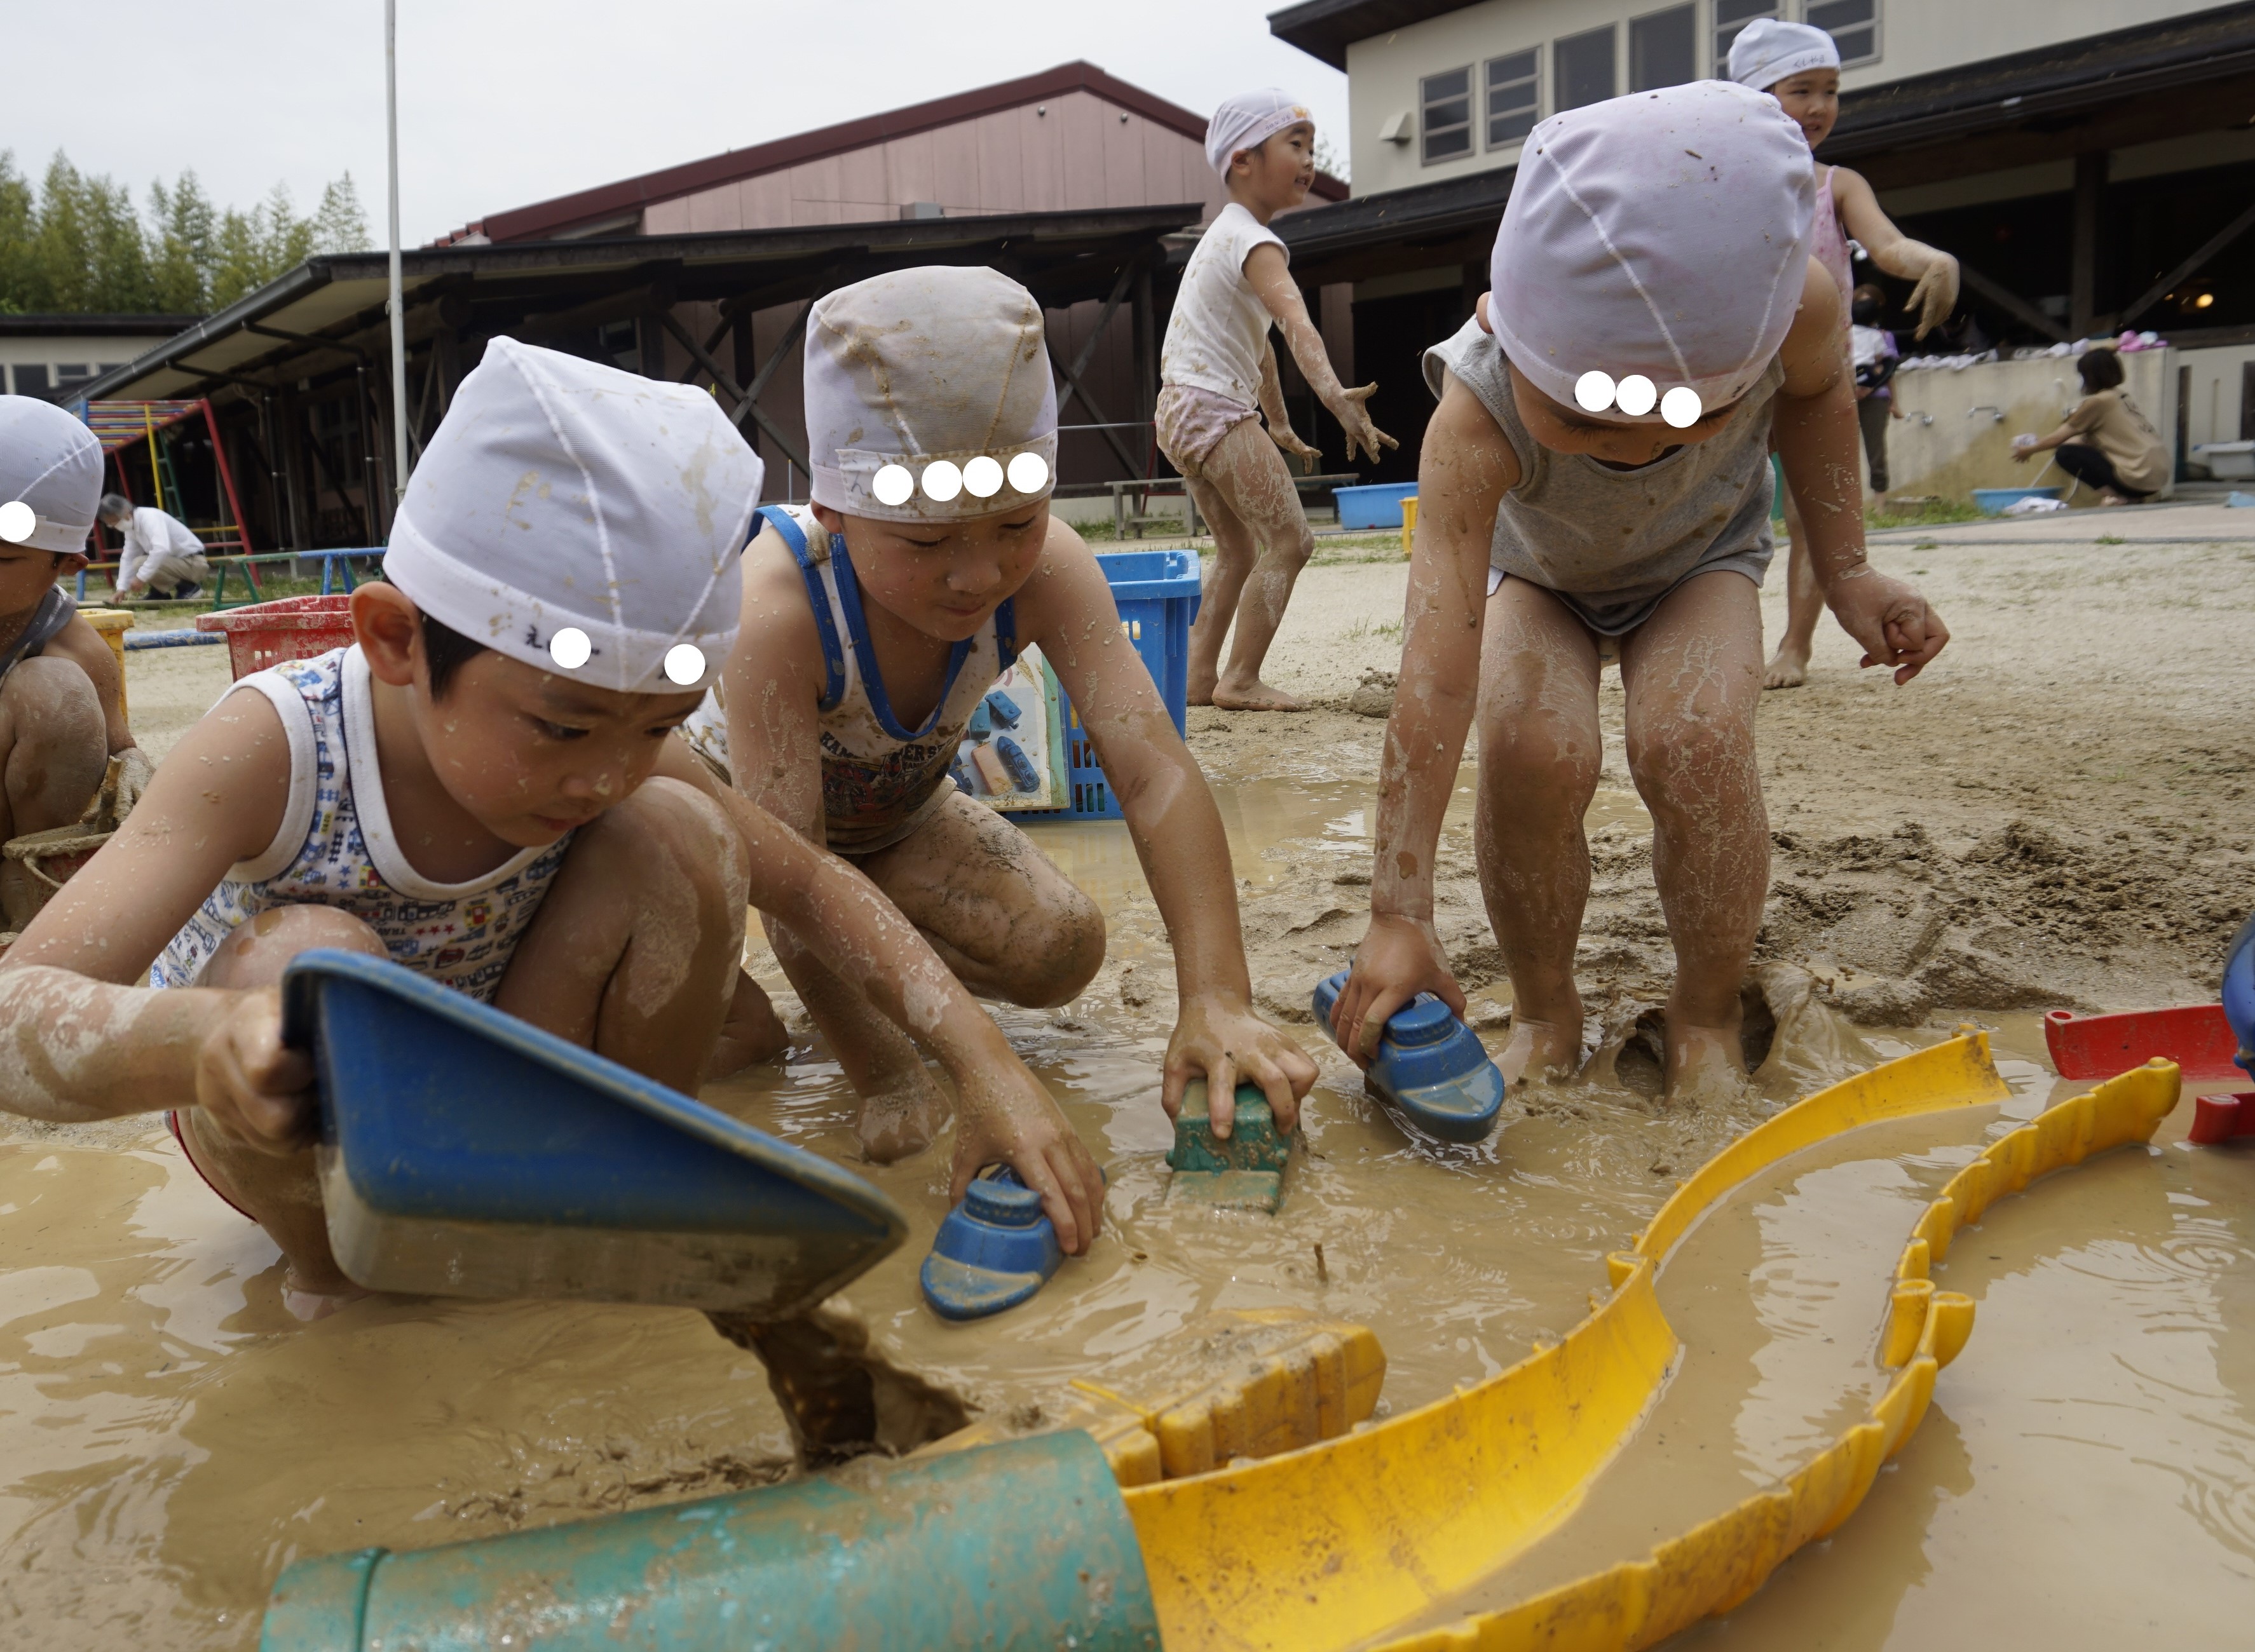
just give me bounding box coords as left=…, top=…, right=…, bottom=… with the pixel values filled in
left=687, top=264, right=1316, bottom=1172
left=1161, top=89, right=1395, bottom=712
left=0, top=341, right=1100, bottom=1316
left=1327, top=81, right=1949, bottom=1102
left=1729, top=18, right=1961, bottom=691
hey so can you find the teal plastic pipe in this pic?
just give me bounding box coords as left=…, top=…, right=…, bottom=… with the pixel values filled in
left=262, top=1432, right=1158, bottom=1651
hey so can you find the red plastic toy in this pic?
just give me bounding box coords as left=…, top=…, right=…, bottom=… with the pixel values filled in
left=2190, top=1093, right=2255, bottom=1146
left=2041, top=1005, right=2242, bottom=1083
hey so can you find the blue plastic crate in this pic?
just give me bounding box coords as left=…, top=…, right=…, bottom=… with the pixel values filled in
left=1334, top=482, right=1418, bottom=530
left=1035, top=548, right=1201, bottom=822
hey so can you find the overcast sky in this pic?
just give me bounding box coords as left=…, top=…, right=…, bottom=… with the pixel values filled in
left=4, top=1, right=1348, bottom=248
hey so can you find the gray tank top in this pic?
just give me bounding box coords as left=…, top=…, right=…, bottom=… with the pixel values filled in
left=1422, top=318, right=1781, bottom=636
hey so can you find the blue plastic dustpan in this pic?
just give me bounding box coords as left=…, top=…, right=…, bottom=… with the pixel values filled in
left=282, top=949, right=907, bottom=1315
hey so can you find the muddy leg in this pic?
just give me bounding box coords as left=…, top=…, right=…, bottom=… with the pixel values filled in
left=705, top=966, right=791, bottom=1081
left=184, top=904, right=393, bottom=1318
left=1187, top=420, right=1316, bottom=712
left=768, top=919, right=952, bottom=1163
left=708, top=1301, right=971, bottom=1469
left=1185, top=466, right=1259, bottom=707
left=0, top=655, right=109, bottom=926
left=1761, top=489, right=1823, bottom=691
left=494, top=778, right=751, bottom=1094
left=1620, top=571, right=1769, bottom=1102
left=1473, top=578, right=1604, bottom=1083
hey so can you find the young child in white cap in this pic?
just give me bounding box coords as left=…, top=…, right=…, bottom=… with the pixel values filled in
left=1160, top=89, right=1395, bottom=712
left=0, top=339, right=1096, bottom=1317
left=0, top=397, right=151, bottom=890
left=695, top=264, right=1315, bottom=1186
left=1326, top=82, right=1949, bottom=1102
left=1727, top=17, right=1962, bottom=689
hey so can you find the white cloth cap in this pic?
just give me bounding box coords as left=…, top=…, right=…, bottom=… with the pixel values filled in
left=385, top=337, right=759, bottom=694
left=805, top=266, right=1058, bottom=524
left=1205, top=88, right=1313, bottom=177
left=1729, top=18, right=1841, bottom=90
left=0, top=395, right=102, bottom=555
left=1489, top=81, right=1816, bottom=424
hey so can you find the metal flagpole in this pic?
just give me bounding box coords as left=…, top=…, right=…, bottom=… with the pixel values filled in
left=386, top=0, right=408, bottom=506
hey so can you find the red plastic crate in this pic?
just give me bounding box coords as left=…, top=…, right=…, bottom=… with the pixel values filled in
left=195, top=594, right=357, bottom=682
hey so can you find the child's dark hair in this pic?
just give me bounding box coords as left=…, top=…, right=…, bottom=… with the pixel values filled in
left=2078, top=348, right=2125, bottom=393
left=420, top=612, right=489, bottom=698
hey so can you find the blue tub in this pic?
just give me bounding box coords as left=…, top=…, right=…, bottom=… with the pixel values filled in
left=1334, top=482, right=1418, bottom=530
left=1971, top=486, right=2065, bottom=515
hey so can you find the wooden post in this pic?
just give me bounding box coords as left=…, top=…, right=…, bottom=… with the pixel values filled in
left=2070, top=151, right=2108, bottom=339
left=1133, top=261, right=1156, bottom=478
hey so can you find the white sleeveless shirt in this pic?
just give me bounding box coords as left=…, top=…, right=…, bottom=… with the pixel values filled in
left=680, top=504, right=1017, bottom=855
left=151, top=646, right=573, bottom=1003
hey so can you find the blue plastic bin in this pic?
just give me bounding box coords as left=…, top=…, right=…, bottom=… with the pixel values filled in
left=1033, top=548, right=1201, bottom=822
left=1334, top=482, right=1418, bottom=530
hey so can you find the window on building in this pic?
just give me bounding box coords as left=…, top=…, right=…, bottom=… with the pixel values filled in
left=1555, top=25, right=1617, bottom=112
left=1630, top=6, right=1698, bottom=91
left=1485, top=49, right=1540, bottom=147
left=1421, top=67, right=1474, bottom=163
left=13, top=364, right=49, bottom=395
left=1715, top=0, right=1780, bottom=72
left=1807, top=0, right=1880, bottom=65
left=53, top=363, right=94, bottom=388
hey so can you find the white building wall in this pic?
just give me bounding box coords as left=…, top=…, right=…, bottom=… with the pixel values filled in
left=0, top=337, right=153, bottom=398
left=1344, top=0, right=2226, bottom=201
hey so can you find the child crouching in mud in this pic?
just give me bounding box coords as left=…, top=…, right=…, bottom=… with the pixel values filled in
left=0, top=340, right=1104, bottom=1317
left=1328, top=81, right=1948, bottom=1102
left=683, top=265, right=1317, bottom=1165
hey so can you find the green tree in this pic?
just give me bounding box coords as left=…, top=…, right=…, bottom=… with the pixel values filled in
left=313, top=172, right=371, bottom=255
left=0, top=153, right=36, bottom=313
left=147, top=171, right=218, bottom=313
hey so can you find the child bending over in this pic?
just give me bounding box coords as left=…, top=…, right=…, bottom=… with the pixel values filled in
left=1161, top=90, right=1395, bottom=712
left=0, top=399, right=153, bottom=898
left=0, top=341, right=1099, bottom=1317
left=685, top=266, right=1316, bottom=1173
left=1729, top=19, right=1963, bottom=689
left=1327, top=83, right=1949, bottom=1101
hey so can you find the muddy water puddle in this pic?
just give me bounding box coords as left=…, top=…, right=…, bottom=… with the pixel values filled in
left=2, top=757, right=2249, bottom=1650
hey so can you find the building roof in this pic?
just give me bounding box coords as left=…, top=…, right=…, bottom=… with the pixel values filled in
left=1267, top=0, right=1462, bottom=71
left=1821, top=0, right=2255, bottom=160
left=439, top=60, right=1346, bottom=246
left=0, top=313, right=200, bottom=337
left=78, top=205, right=1200, bottom=404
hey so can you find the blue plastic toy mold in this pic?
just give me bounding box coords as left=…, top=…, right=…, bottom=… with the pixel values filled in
left=920, top=1165, right=1064, bottom=1321
left=1312, top=970, right=1505, bottom=1144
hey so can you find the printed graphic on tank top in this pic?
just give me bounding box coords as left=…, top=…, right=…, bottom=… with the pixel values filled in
left=151, top=645, right=571, bottom=1002
left=679, top=504, right=1016, bottom=855
left=1425, top=318, right=1782, bottom=636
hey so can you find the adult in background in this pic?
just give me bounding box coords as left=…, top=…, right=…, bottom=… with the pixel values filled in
left=1730, top=18, right=1962, bottom=688
left=2013, top=346, right=2167, bottom=506
left=1850, top=283, right=1902, bottom=505
left=100, top=494, right=210, bottom=600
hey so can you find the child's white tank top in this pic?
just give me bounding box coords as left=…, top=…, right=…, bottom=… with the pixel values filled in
left=678, top=504, right=1016, bottom=855
left=151, top=646, right=572, bottom=1003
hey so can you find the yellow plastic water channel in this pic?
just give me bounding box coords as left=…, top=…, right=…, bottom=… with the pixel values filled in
left=1122, top=1036, right=2181, bottom=1652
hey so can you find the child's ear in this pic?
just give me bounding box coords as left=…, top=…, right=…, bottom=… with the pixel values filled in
left=1475, top=292, right=1494, bottom=335
left=53, top=553, right=88, bottom=579
left=809, top=503, right=846, bottom=536
left=352, top=583, right=423, bottom=688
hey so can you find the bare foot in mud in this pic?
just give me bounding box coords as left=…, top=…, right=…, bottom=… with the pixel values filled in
left=1211, top=675, right=1305, bottom=712
left=707, top=1301, right=971, bottom=1469
left=854, top=1070, right=951, bottom=1163
left=1662, top=1021, right=1748, bottom=1105
left=1499, top=1015, right=1583, bottom=1086
left=1762, top=643, right=1810, bottom=690
left=1188, top=663, right=1220, bottom=707
left=705, top=970, right=791, bottom=1081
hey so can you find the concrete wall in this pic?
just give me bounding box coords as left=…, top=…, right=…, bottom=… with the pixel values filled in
left=2178, top=344, right=2255, bottom=468
left=1341, top=0, right=2223, bottom=201
left=643, top=90, right=1232, bottom=234
left=1883, top=350, right=2178, bottom=504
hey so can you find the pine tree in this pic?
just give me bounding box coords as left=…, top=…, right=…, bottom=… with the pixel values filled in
left=147, top=172, right=218, bottom=313
left=0, top=153, right=35, bottom=314
left=313, top=173, right=372, bottom=255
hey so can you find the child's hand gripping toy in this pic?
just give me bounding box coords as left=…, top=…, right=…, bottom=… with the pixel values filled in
left=1313, top=970, right=1504, bottom=1144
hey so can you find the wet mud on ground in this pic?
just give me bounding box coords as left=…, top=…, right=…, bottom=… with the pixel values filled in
left=5, top=525, right=2254, bottom=1645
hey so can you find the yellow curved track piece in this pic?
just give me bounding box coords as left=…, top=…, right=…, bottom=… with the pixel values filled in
left=1372, top=1058, right=2180, bottom=1652
left=1126, top=1031, right=2016, bottom=1652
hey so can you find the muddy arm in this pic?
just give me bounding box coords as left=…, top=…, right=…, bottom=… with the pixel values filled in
left=1243, top=244, right=1395, bottom=466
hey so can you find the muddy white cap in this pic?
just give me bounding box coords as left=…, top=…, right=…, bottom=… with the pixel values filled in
left=805, top=266, right=1058, bottom=525
left=1489, top=81, right=1815, bottom=424
left=1729, top=18, right=1841, bottom=90
left=0, top=395, right=102, bottom=555
left=1206, top=88, right=1313, bottom=177
left=385, top=337, right=759, bottom=694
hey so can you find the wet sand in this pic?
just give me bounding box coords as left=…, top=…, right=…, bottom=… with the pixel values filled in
left=6, top=523, right=2254, bottom=1647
